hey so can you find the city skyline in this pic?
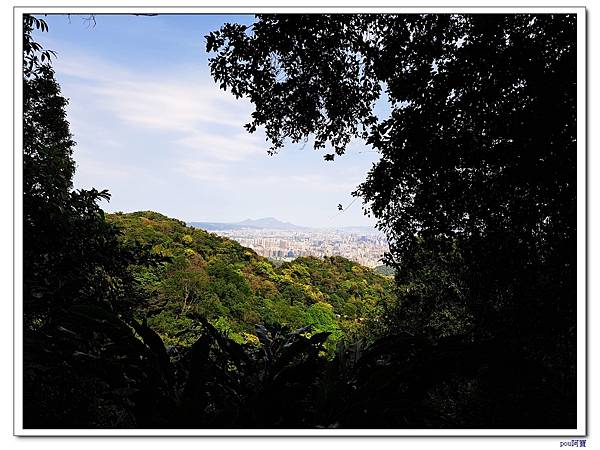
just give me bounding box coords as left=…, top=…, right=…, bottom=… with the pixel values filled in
left=187, top=215, right=388, bottom=267
left=200, top=227, right=389, bottom=268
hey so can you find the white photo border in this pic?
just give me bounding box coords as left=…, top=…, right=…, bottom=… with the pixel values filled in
left=13, top=4, right=587, bottom=437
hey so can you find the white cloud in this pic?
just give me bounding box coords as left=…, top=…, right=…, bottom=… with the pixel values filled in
left=176, top=131, right=266, bottom=161
left=72, top=151, right=133, bottom=188
left=92, top=79, right=254, bottom=133
left=173, top=158, right=359, bottom=194
left=174, top=160, right=230, bottom=183
left=53, top=49, right=263, bottom=163
left=288, top=174, right=358, bottom=192
left=46, top=39, right=378, bottom=228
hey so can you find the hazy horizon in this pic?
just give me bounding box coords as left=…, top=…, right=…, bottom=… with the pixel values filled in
left=34, top=14, right=385, bottom=229
left=187, top=215, right=382, bottom=229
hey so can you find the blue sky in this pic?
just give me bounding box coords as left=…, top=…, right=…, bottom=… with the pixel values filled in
left=34, top=14, right=382, bottom=228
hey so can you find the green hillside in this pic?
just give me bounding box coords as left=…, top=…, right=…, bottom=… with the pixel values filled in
left=107, top=211, right=394, bottom=349
left=373, top=264, right=395, bottom=277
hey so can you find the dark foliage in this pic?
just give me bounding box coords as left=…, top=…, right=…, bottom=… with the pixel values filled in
left=22, top=15, right=164, bottom=427
left=23, top=16, right=144, bottom=327
left=22, top=13, right=577, bottom=429
left=207, top=13, right=577, bottom=428
left=24, top=305, right=176, bottom=428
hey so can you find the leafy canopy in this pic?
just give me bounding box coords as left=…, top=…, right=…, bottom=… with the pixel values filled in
left=107, top=211, right=394, bottom=348
left=206, top=14, right=577, bottom=341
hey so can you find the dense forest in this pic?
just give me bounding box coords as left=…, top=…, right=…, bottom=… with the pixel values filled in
left=107, top=211, right=393, bottom=350
left=22, top=13, right=577, bottom=430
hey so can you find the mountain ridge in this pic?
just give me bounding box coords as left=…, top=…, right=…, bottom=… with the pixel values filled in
left=188, top=217, right=382, bottom=234
left=188, top=217, right=305, bottom=231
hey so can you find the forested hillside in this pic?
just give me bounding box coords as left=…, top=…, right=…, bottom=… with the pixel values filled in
left=22, top=13, right=577, bottom=430
left=107, top=211, right=393, bottom=349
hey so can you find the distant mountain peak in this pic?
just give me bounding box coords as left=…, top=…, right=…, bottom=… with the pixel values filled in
left=188, top=217, right=304, bottom=231
left=189, top=217, right=382, bottom=233
left=237, top=217, right=303, bottom=229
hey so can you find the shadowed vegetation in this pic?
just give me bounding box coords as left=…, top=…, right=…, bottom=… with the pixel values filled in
left=23, top=13, right=577, bottom=429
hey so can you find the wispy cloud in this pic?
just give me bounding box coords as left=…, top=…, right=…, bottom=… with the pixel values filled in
left=92, top=79, right=254, bottom=133
left=53, top=49, right=263, bottom=163
left=174, top=160, right=230, bottom=183
left=40, top=22, right=379, bottom=227
left=175, top=131, right=266, bottom=161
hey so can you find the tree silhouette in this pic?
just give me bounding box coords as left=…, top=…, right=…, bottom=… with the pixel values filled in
left=207, top=13, right=577, bottom=427
left=23, top=15, right=174, bottom=428
left=20, top=13, right=578, bottom=430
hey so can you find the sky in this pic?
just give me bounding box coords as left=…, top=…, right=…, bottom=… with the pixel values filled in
left=34, top=14, right=383, bottom=228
